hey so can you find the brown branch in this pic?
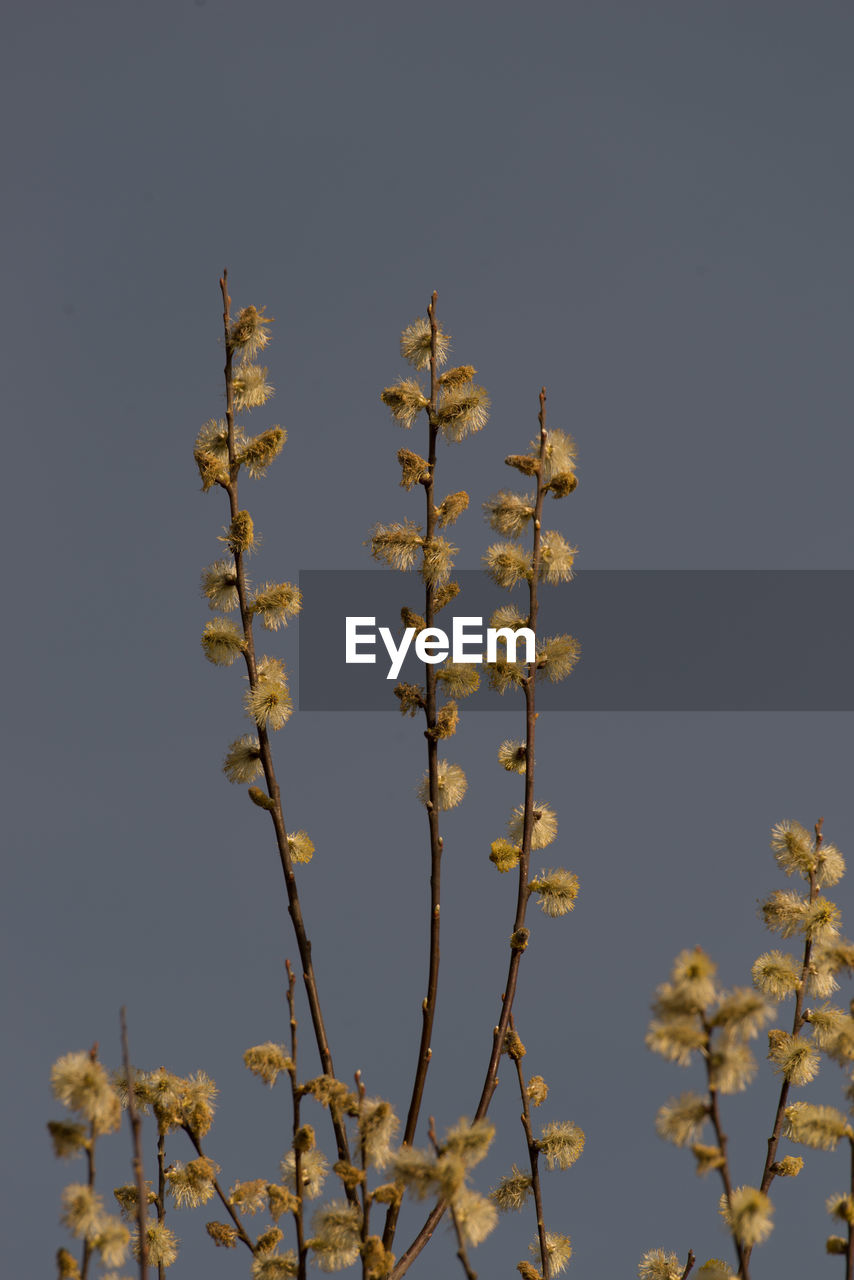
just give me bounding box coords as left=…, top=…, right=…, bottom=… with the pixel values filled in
left=383, top=291, right=445, bottom=1251
left=120, top=1009, right=149, bottom=1280
left=390, top=392, right=552, bottom=1278
left=285, top=960, right=308, bottom=1280
left=680, top=1250, right=696, bottom=1279
left=741, top=818, right=824, bottom=1272
left=80, top=1115, right=96, bottom=1280
left=509, top=1016, right=550, bottom=1280
left=700, top=1008, right=748, bottom=1279
left=427, top=1117, right=477, bottom=1280
left=847, top=1135, right=854, bottom=1280
left=182, top=1124, right=257, bottom=1253
left=758, top=820, right=823, bottom=1196
left=217, top=272, right=354, bottom=1192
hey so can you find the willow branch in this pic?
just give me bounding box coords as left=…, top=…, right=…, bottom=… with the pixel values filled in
left=509, top=1016, right=550, bottom=1279
left=285, top=961, right=308, bottom=1280
left=383, top=291, right=445, bottom=1251
left=427, top=1117, right=477, bottom=1280
left=120, top=1009, right=149, bottom=1280
left=391, top=391, right=551, bottom=1279
left=680, top=1250, right=696, bottom=1279
left=217, top=272, right=354, bottom=1190
left=701, top=1024, right=749, bottom=1280
left=182, top=1124, right=256, bottom=1253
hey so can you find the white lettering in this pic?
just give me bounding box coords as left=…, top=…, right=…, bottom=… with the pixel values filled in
left=452, top=617, right=483, bottom=663
left=379, top=626, right=416, bottom=680
left=486, top=626, right=535, bottom=664
left=346, top=617, right=377, bottom=664
left=414, top=627, right=450, bottom=665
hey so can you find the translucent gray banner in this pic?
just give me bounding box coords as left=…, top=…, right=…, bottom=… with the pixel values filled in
left=297, top=570, right=853, bottom=711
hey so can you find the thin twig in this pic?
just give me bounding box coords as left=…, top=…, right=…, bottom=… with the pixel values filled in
left=217, top=272, right=354, bottom=1192
left=702, top=1043, right=749, bottom=1280
left=400, top=290, right=444, bottom=1142
left=509, top=1015, right=550, bottom=1280
left=680, top=1249, right=696, bottom=1279
left=120, top=1009, right=149, bottom=1280
left=356, top=1070, right=370, bottom=1279
left=847, top=1136, right=854, bottom=1280
left=285, top=960, right=308, bottom=1280
left=182, top=1125, right=256, bottom=1253
left=742, top=818, right=824, bottom=1273
left=391, top=392, right=552, bottom=1279
left=383, top=291, right=446, bottom=1251
left=427, top=1117, right=477, bottom=1280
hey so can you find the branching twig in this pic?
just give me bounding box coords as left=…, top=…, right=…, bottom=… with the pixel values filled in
left=427, top=1116, right=477, bottom=1280
left=383, top=292, right=447, bottom=1251
left=218, top=271, right=354, bottom=1190
left=391, top=392, right=552, bottom=1279
left=701, top=1042, right=749, bottom=1280
left=285, top=960, right=308, bottom=1280
left=182, top=1124, right=256, bottom=1253
left=120, top=1009, right=149, bottom=1280
left=509, top=1015, right=550, bottom=1280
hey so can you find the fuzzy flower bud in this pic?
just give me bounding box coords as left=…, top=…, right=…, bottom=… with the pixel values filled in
left=529, top=868, right=579, bottom=917
left=491, top=1165, right=533, bottom=1212
left=400, top=315, right=451, bottom=370
left=381, top=378, right=428, bottom=428
left=537, top=1120, right=585, bottom=1169
left=718, top=1186, right=773, bottom=1246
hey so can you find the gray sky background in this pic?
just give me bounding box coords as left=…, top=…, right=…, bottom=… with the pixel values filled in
left=3, top=2, right=852, bottom=1276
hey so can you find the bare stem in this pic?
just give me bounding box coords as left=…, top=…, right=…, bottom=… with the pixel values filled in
left=703, top=1054, right=749, bottom=1280
left=391, top=391, right=552, bottom=1279
left=680, top=1250, right=697, bottom=1279
left=509, top=1015, right=550, bottom=1280
left=80, top=1114, right=96, bottom=1280
left=742, top=817, right=824, bottom=1273
left=847, top=1136, right=854, bottom=1280
left=217, top=271, right=353, bottom=1188
left=155, top=1131, right=166, bottom=1280
left=285, top=961, right=308, bottom=1280
left=183, top=1125, right=256, bottom=1253
left=427, top=1117, right=477, bottom=1280
left=383, top=292, right=445, bottom=1251
left=120, top=1009, right=149, bottom=1280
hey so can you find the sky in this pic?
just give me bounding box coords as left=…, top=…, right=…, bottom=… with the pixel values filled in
left=3, top=2, right=853, bottom=1277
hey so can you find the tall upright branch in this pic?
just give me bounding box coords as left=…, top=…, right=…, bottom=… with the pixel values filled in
left=285, top=961, right=308, bottom=1280
left=218, top=271, right=353, bottom=1184
left=383, top=293, right=446, bottom=1250
left=509, top=1014, right=550, bottom=1279
left=391, top=391, right=552, bottom=1279
left=120, top=1009, right=149, bottom=1280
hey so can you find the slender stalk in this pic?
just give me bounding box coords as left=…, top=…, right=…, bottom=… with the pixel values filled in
left=401, top=290, right=443, bottom=1146
left=156, top=1132, right=166, bottom=1280
left=182, top=1124, right=256, bottom=1253
left=847, top=1136, right=854, bottom=1280
left=120, top=1009, right=149, bottom=1280
left=391, top=392, right=552, bottom=1279
left=507, top=1018, right=555, bottom=1280
left=758, top=822, right=823, bottom=1195
left=701, top=1032, right=749, bottom=1280
left=356, top=1071, right=370, bottom=1279
left=217, top=272, right=354, bottom=1188
left=285, top=960, right=308, bottom=1280
left=742, top=818, right=823, bottom=1273
left=680, top=1250, right=696, bottom=1279
left=509, top=1015, right=550, bottom=1280
left=383, top=292, right=445, bottom=1251
left=80, top=1116, right=96, bottom=1280
left=427, top=1117, right=477, bottom=1280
